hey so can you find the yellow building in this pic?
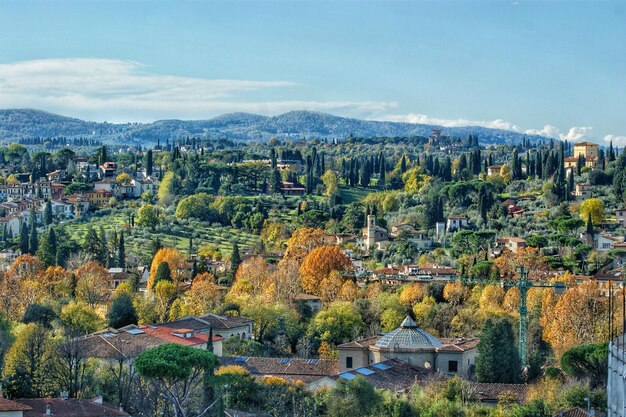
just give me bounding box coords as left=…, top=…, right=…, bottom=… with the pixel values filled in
left=573, top=141, right=598, bottom=159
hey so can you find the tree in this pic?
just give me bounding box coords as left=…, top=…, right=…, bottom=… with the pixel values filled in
left=299, top=246, right=352, bottom=296
left=115, top=172, right=132, bottom=185
left=310, top=301, right=364, bottom=345
left=37, top=228, right=57, bottom=267
left=75, top=261, right=110, bottom=308
left=149, top=247, right=186, bottom=288
left=43, top=200, right=53, bottom=227
left=137, top=204, right=159, bottom=229
left=321, top=169, right=339, bottom=197
left=2, top=323, right=57, bottom=398
left=560, top=343, right=608, bottom=389
left=135, top=343, right=219, bottom=417
left=579, top=197, right=605, bottom=226
left=146, top=149, right=154, bottom=176
left=229, top=243, right=241, bottom=281
left=153, top=261, right=172, bottom=286
left=22, top=304, right=57, bottom=329
left=29, top=224, right=38, bottom=255
left=325, top=376, right=381, bottom=417
left=19, top=222, right=29, bottom=254
left=107, top=293, right=138, bottom=329
left=475, top=319, right=521, bottom=383
left=118, top=231, right=125, bottom=268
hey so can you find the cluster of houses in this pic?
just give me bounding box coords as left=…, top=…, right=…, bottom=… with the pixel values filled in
left=0, top=162, right=158, bottom=237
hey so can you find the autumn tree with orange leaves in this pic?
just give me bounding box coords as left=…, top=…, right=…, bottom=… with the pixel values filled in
left=542, top=280, right=608, bottom=357
left=299, top=246, right=352, bottom=296
left=227, top=256, right=273, bottom=303
left=148, top=247, right=187, bottom=289
left=0, top=255, right=45, bottom=319
left=493, top=246, right=549, bottom=282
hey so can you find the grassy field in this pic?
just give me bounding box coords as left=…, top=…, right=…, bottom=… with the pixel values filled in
left=339, top=186, right=375, bottom=204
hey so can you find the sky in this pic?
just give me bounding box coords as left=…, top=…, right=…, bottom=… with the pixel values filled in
left=0, top=0, right=624, bottom=144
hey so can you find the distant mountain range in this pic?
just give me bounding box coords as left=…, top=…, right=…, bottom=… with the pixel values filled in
left=0, top=108, right=552, bottom=145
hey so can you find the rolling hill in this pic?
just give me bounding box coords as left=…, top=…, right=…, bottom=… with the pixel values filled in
left=0, top=108, right=551, bottom=145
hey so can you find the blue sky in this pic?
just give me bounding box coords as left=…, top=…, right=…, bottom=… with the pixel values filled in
left=0, top=0, right=624, bottom=144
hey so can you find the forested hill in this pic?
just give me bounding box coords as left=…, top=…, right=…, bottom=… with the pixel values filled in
left=0, top=108, right=550, bottom=145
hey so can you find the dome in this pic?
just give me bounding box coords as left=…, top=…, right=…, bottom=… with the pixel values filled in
left=374, top=316, right=442, bottom=350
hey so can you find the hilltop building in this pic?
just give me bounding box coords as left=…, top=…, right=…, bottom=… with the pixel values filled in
left=337, top=316, right=478, bottom=376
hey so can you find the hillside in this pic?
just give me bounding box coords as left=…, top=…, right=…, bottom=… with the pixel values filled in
left=0, top=108, right=551, bottom=145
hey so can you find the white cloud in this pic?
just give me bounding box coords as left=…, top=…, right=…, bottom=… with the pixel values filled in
left=559, top=126, right=594, bottom=141
left=383, top=113, right=521, bottom=131
left=524, top=125, right=561, bottom=138
left=0, top=58, right=397, bottom=122
left=604, top=134, right=626, bottom=147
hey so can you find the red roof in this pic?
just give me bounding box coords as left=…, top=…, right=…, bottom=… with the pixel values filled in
left=140, top=325, right=223, bottom=346
left=0, top=398, right=32, bottom=411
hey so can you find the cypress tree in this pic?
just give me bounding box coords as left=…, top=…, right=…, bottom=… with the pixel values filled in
left=586, top=211, right=594, bottom=236
left=146, top=149, right=154, bottom=176
left=19, top=222, right=29, bottom=254
left=153, top=261, right=172, bottom=286
left=476, top=319, right=521, bottom=383
left=118, top=231, right=125, bottom=268
left=29, top=225, right=38, bottom=255
left=400, top=155, right=407, bottom=173
left=230, top=243, right=241, bottom=281
left=44, top=200, right=53, bottom=227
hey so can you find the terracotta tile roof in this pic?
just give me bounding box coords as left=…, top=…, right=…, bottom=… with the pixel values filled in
left=574, top=141, right=597, bottom=146
left=337, top=336, right=381, bottom=349
left=220, top=357, right=339, bottom=383
left=0, top=397, right=32, bottom=411
left=76, top=330, right=167, bottom=359
left=437, top=338, right=480, bottom=352
left=141, top=325, right=223, bottom=346
left=294, top=293, right=322, bottom=301
left=19, top=398, right=128, bottom=417
left=553, top=407, right=601, bottom=417
left=472, top=383, right=529, bottom=403
left=155, top=316, right=212, bottom=331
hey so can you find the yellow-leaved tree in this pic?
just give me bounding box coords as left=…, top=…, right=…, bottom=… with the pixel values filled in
left=148, top=247, right=187, bottom=289
left=299, top=246, right=352, bottom=296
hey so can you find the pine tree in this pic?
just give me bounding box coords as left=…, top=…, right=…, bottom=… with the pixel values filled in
left=400, top=155, right=407, bottom=173
left=586, top=211, right=594, bottom=236
left=37, top=228, right=57, bottom=267
left=271, top=169, right=283, bottom=194
left=107, top=293, right=138, bottom=328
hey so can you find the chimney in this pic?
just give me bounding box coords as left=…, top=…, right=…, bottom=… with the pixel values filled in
left=45, top=403, right=52, bottom=416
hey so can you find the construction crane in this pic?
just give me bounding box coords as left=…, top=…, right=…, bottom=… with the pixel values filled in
left=456, top=265, right=566, bottom=367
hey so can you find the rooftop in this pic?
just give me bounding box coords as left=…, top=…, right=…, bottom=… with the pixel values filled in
left=19, top=398, right=128, bottom=417
left=0, top=398, right=32, bottom=412
left=219, top=356, right=339, bottom=383
left=374, top=316, right=442, bottom=350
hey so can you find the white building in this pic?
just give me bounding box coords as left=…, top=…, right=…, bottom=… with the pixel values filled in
left=608, top=334, right=626, bottom=416
left=446, top=216, right=469, bottom=232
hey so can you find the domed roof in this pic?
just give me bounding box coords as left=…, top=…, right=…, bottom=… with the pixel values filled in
left=374, top=316, right=442, bottom=350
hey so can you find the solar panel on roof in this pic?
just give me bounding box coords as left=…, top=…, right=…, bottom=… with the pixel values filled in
left=372, top=363, right=391, bottom=371
left=126, top=328, right=145, bottom=335
left=339, top=372, right=356, bottom=380
left=278, top=358, right=291, bottom=364
left=356, top=367, right=375, bottom=375
left=102, top=332, right=117, bottom=338
left=306, top=359, right=320, bottom=365
left=234, top=356, right=248, bottom=362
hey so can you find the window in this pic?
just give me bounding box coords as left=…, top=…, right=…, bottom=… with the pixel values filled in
left=346, top=356, right=353, bottom=369
left=448, top=360, right=458, bottom=373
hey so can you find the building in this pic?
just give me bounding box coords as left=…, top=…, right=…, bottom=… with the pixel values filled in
left=403, top=265, right=458, bottom=280
left=446, top=216, right=468, bottom=232
left=487, top=165, right=503, bottom=177
left=18, top=398, right=128, bottom=417
left=219, top=356, right=339, bottom=386
left=196, top=313, right=254, bottom=340
left=574, top=183, right=592, bottom=199
left=337, top=316, right=479, bottom=376
left=99, top=162, right=118, bottom=178
left=573, top=141, right=599, bottom=159
left=293, top=293, right=323, bottom=313
left=0, top=398, right=31, bottom=417
left=494, top=237, right=527, bottom=255
left=616, top=208, right=626, bottom=227
left=363, top=215, right=390, bottom=251
left=608, top=334, right=626, bottom=416
left=278, top=181, right=305, bottom=196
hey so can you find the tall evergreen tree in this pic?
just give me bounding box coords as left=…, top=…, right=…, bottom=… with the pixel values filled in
left=476, top=319, right=521, bottom=383
left=43, top=200, right=52, bottom=227
left=118, top=231, right=125, bottom=268
left=230, top=243, right=241, bottom=281
left=19, top=222, right=29, bottom=255
left=146, top=150, right=154, bottom=176
left=29, top=225, right=38, bottom=255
